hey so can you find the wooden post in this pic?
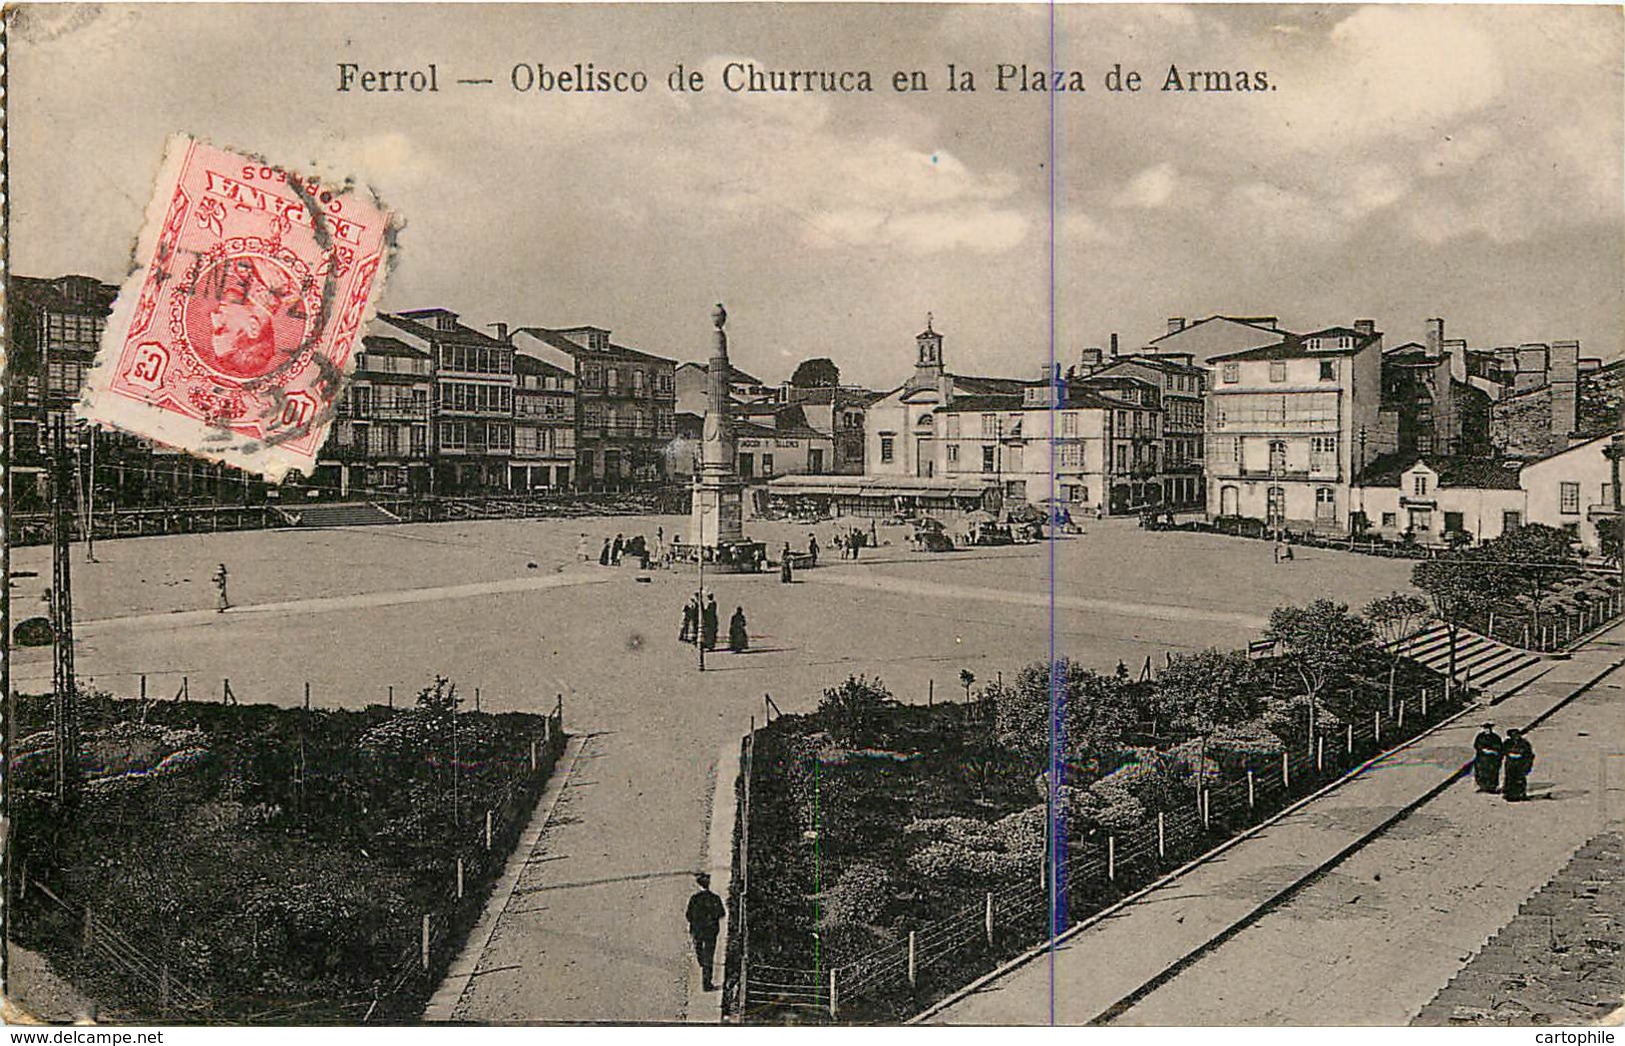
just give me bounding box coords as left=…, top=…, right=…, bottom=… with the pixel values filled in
left=530, top=740, right=538, bottom=773
left=1422, top=688, right=1429, bottom=718
left=828, top=968, right=838, bottom=1020
left=484, top=809, right=493, bottom=850
left=1375, top=709, right=1382, bottom=745
left=421, top=913, right=431, bottom=971
left=388, top=685, right=394, bottom=709
left=140, top=674, right=147, bottom=701
left=928, top=679, right=934, bottom=706
left=1157, top=812, right=1166, bottom=858
left=304, top=681, right=311, bottom=710
left=457, top=858, right=465, bottom=900
left=1247, top=768, right=1256, bottom=809
left=1488, top=610, right=1495, bottom=639
left=1398, top=701, right=1406, bottom=731
left=1346, top=722, right=1353, bottom=755
left=1200, top=789, right=1210, bottom=829
left=1523, top=624, right=1530, bottom=649
left=984, top=892, right=994, bottom=944
left=1316, top=735, right=1324, bottom=773
left=1282, top=750, right=1290, bottom=788
left=475, top=687, right=481, bottom=713
left=180, top=676, right=188, bottom=702
left=908, top=931, right=917, bottom=988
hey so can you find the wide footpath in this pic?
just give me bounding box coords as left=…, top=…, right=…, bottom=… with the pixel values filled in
left=928, top=620, right=1625, bottom=1026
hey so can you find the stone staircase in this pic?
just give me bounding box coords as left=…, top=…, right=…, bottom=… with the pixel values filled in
left=1392, top=623, right=1546, bottom=693
left=273, top=501, right=402, bottom=529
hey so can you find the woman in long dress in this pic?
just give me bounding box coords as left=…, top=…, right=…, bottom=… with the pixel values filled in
left=728, top=606, right=749, bottom=652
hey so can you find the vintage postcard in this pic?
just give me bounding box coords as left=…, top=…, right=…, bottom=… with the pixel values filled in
left=3, top=1, right=1622, bottom=1033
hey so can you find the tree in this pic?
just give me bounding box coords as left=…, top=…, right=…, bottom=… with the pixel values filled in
left=790, top=357, right=841, bottom=389
left=1364, top=592, right=1430, bottom=716
left=1154, top=648, right=1260, bottom=740
left=960, top=668, right=976, bottom=702
left=1412, top=552, right=1493, bottom=697
left=818, top=674, right=892, bottom=743
left=1264, top=600, right=1375, bottom=747
left=1479, top=524, right=1582, bottom=636
left=990, top=659, right=1138, bottom=782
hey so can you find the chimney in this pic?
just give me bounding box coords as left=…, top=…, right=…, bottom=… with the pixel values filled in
left=1514, top=344, right=1549, bottom=393
left=1496, top=346, right=1518, bottom=383
left=1110, top=332, right=1120, bottom=358
left=1078, top=347, right=1104, bottom=374
left=1424, top=318, right=1444, bottom=358
left=488, top=322, right=510, bottom=344
left=1167, top=317, right=1186, bottom=336
left=1354, top=319, right=1376, bottom=338
left=1550, top=340, right=1580, bottom=442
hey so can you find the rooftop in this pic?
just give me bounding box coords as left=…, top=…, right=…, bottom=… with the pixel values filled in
left=1355, top=452, right=1523, bottom=490
left=515, top=327, right=677, bottom=367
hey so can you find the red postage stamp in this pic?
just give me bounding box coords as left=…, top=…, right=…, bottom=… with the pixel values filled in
left=77, top=134, right=396, bottom=481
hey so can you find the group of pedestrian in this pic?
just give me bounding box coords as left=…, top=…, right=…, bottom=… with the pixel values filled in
left=1473, top=722, right=1537, bottom=801
left=596, top=528, right=663, bottom=569
left=679, top=593, right=749, bottom=653
left=833, top=523, right=873, bottom=560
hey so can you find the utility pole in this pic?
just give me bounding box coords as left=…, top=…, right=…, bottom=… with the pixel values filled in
left=50, top=416, right=80, bottom=808
left=83, top=425, right=98, bottom=562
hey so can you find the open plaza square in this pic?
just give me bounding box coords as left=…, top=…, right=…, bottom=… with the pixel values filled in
left=9, top=514, right=1419, bottom=1022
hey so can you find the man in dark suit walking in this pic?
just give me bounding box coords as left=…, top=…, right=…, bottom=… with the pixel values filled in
left=686, top=873, right=726, bottom=992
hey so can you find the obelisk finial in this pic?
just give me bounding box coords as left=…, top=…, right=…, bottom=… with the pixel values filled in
left=712, top=303, right=727, bottom=330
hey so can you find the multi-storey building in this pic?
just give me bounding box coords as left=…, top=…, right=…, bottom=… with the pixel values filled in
left=1085, top=350, right=1207, bottom=508
left=513, top=325, right=677, bottom=490
left=1145, top=315, right=1292, bottom=366
left=374, top=309, right=515, bottom=494
left=865, top=319, right=1031, bottom=480
left=512, top=352, right=576, bottom=490
left=1206, top=322, right=1389, bottom=533
left=1379, top=318, right=1492, bottom=459
left=781, top=385, right=876, bottom=474
left=930, top=375, right=1158, bottom=515
left=316, top=334, right=434, bottom=495
left=8, top=273, right=262, bottom=508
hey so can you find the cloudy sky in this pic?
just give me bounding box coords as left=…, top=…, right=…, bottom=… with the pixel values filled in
left=10, top=3, right=1622, bottom=388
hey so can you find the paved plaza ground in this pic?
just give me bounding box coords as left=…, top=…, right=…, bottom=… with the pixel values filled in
left=9, top=513, right=1419, bottom=1022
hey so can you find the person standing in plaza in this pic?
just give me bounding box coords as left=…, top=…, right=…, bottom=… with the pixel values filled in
left=701, top=594, right=719, bottom=651
left=577, top=533, right=590, bottom=562
left=213, top=563, right=231, bottom=612
left=1502, top=728, right=1535, bottom=801
left=611, top=533, right=625, bottom=565
left=808, top=534, right=819, bottom=566
left=685, top=873, right=726, bottom=992
left=729, top=606, right=749, bottom=652
left=1473, top=723, right=1504, bottom=793
left=599, top=538, right=612, bottom=566
left=680, top=598, right=697, bottom=644
left=780, top=543, right=794, bottom=584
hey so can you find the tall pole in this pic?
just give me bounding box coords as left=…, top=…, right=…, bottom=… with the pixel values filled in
left=697, top=538, right=706, bottom=673
left=84, top=425, right=97, bottom=562
left=50, top=417, right=79, bottom=808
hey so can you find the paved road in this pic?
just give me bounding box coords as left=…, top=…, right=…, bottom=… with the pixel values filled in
left=928, top=622, right=1625, bottom=1026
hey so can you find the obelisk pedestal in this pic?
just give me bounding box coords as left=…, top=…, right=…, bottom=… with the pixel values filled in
left=691, top=303, right=745, bottom=550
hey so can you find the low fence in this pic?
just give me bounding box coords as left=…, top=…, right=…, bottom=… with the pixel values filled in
left=8, top=695, right=568, bottom=1024
left=1474, top=585, right=1623, bottom=654
left=7, top=489, right=692, bottom=547
left=733, top=682, right=1471, bottom=1023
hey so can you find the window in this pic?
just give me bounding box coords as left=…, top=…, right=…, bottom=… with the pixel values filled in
left=1382, top=512, right=1398, bottom=528
left=946, top=443, right=960, bottom=465
left=1315, top=487, right=1336, bottom=522
left=1062, top=412, right=1078, bottom=437
left=1503, top=510, right=1523, bottom=531
left=1222, top=363, right=1239, bottom=384
left=1412, top=475, right=1429, bottom=497
left=880, top=436, right=894, bottom=463
left=440, top=422, right=466, bottom=450
left=982, top=445, right=996, bottom=473
left=762, top=454, right=774, bottom=475
left=1444, top=511, right=1465, bottom=534
left=1269, top=361, right=1287, bottom=383
left=1059, top=443, right=1082, bottom=468
left=1310, top=436, right=1337, bottom=473
left=981, top=413, right=997, bottom=438
left=1319, top=360, right=1335, bottom=381
left=1268, top=440, right=1287, bottom=475
left=1560, top=481, right=1580, bottom=514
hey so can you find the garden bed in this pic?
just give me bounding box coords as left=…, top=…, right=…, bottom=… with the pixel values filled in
left=7, top=681, right=564, bottom=1023
left=734, top=618, right=1459, bottom=1024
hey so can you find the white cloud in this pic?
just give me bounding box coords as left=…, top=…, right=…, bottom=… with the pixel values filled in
left=1116, top=163, right=1181, bottom=209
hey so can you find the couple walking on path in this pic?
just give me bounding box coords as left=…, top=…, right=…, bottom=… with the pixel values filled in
left=1473, top=722, right=1536, bottom=801
left=678, top=594, right=748, bottom=653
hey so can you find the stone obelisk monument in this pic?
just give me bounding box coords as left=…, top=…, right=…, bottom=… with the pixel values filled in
left=691, top=303, right=744, bottom=549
